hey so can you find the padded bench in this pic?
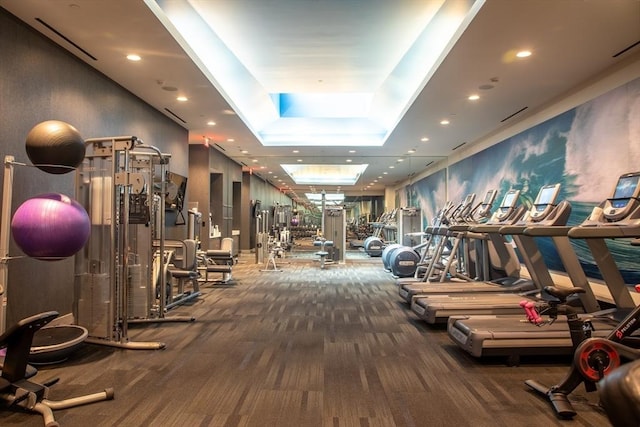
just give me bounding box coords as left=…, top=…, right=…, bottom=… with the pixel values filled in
left=203, top=238, right=235, bottom=283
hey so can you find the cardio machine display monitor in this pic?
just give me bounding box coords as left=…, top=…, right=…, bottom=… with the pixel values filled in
left=604, top=172, right=640, bottom=221
left=530, top=183, right=561, bottom=219
left=494, top=189, right=520, bottom=221
left=474, top=189, right=497, bottom=219
left=502, top=191, right=517, bottom=208
left=482, top=189, right=497, bottom=206
left=463, top=193, right=476, bottom=206
left=165, top=171, right=188, bottom=211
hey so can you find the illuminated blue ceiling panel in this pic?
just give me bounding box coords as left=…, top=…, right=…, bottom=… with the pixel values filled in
left=145, top=0, right=483, bottom=148
left=277, top=93, right=373, bottom=118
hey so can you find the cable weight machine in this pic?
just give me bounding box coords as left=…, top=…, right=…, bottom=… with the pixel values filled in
left=75, top=136, right=190, bottom=350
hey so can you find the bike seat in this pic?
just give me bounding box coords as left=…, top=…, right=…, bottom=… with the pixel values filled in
left=544, top=286, right=585, bottom=301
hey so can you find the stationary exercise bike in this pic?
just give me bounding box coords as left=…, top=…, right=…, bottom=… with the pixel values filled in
left=521, top=285, right=640, bottom=420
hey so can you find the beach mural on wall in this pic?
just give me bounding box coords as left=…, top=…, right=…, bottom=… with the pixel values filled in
left=401, top=76, right=640, bottom=283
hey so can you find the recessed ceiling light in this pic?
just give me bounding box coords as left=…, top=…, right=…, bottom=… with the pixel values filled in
left=126, top=54, right=141, bottom=61
left=349, top=150, right=356, bottom=153
left=252, top=159, right=258, bottom=163
left=397, top=159, right=404, bottom=162
left=241, top=149, right=249, bottom=154
left=227, top=138, right=234, bottom=142
left=293, top=150, right=299, bottom=153
left=207, top=121, right=216, bottom=126
left=468, top=94, right=480, bottom=101
left=346, top=159, right=352, bottom=163
left=408, top=149, right=416, bottom=154
left=383, top=172, right=388, bottom=175
left=420, top=137, right=429, bottom=142
left=389, top=166, right=395, bottom=169
left=297, top=159, right=303, bottom=162
left=516, top=50, right=532, bottom=58
left=440, top=119, right=450, bottom=125
left=176, top=96, right=188, bottom=102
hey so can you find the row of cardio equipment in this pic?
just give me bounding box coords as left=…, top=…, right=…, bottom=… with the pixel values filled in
left=381, top=190, right=499, bottom=280
left=389, top=172, right=640, bottom=425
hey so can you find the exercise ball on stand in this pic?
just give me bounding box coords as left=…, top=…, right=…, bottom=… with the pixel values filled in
left=11, top=121, right=90, bottom=363
left=10, top=193, right=91, bottom=363
left=11, top=193, right=91, bottom=261
left=25, top=120, right=85, bottom=174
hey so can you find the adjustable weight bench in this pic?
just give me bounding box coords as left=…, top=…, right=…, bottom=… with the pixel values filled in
left=0, top=311, right=113, bottom=426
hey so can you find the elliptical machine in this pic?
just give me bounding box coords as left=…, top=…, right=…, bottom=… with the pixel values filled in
left=363, top=209, right=397, bottom=257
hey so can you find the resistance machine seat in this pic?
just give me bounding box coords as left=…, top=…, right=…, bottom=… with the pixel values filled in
left=166, top=239, right=201, bottom=309
left=203, top=237, right=235, bottom=283
left=0, top=311, right=113, bottom=426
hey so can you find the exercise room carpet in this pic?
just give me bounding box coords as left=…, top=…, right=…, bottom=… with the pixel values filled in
left=2, top=254, right=610, bottom=426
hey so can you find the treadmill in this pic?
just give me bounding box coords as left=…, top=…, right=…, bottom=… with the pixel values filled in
left=398, top=189, right=523, bottom=303
left=411, top=189, right=566, bottom=324
left=447, top=172, right=640, bottom=361
left=399, top=184, right=571, bottom=303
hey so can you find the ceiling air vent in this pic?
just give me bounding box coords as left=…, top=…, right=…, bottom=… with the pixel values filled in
left=35, top=18, right=97, bottom=61
left=613, top=40, right=640, bottom=58
left=501, top=107, right=528, bottom=123
left=164, top=108, right=186, bottom=124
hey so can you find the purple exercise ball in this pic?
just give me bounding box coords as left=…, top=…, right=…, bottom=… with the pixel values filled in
left=11, top=193, right=91, bottom=261
left=25, top=120, right=85, bottom=174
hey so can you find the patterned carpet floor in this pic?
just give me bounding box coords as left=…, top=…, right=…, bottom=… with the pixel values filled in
left=1, top=253, right=611, bottom=426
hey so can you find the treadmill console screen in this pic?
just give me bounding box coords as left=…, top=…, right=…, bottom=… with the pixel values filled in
left=536, top=186, right=558, bottom=205
left=482, top=189, right=497, bottom=206
left=495, top=190, right=520, bottom=222
left=463, top=193, right=475, bottom=206
left=531, top=183, right=561, bottom=218
left=500, top=192, right=517, bottom=210
left=611, top=175, right=640, bottom=208
left=604, top=172, right=640, bottom=221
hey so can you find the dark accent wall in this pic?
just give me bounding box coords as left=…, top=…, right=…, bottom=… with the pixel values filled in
left=0, top=10, right=189, bottom=325
left=188, top=144, right=243, bottom=251
left=246, top=173, right=295, bottom=248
